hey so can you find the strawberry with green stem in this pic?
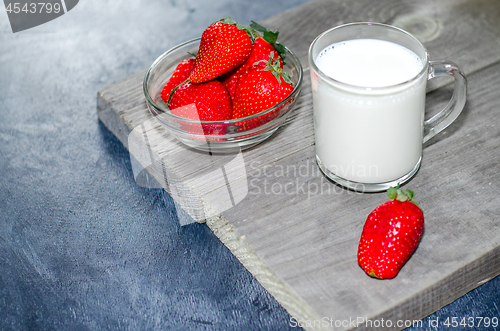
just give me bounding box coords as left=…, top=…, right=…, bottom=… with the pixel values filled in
left=219, top=22, right=285, bottom=99
left=249, top=20, right=286, bottom=62
left=232, top=53, right=293, bottom=119
left=357, top=185, right=424, bottom=279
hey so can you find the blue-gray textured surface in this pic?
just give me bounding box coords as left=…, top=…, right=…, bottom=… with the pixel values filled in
left=0, top=0, right=499, bottom=330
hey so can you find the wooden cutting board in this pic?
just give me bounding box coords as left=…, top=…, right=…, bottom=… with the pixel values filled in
left=97, top=0, right=500, bottom=329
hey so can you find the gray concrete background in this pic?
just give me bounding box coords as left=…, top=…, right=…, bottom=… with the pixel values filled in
left=0, top=0, right=499, bottom=330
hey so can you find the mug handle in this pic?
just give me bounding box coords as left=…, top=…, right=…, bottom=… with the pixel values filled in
left=423, top=60, right=467, bottom=143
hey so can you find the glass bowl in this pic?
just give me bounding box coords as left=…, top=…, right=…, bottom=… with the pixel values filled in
left=143, top=38, right=303, bottom=152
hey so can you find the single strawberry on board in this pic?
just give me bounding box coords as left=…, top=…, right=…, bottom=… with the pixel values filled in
left=357, top=186, right=424, bottom=279
left=160, top=58, right=195, bottom=103
left=190, top=17, right=253, bottom=83
left=232, top=54, right=293, bottom=119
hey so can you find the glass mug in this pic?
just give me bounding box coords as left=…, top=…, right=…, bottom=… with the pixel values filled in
left=308, top=22, right=467, bottom=192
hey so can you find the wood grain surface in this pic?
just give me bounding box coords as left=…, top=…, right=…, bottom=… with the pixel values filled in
left=97, top=0, right=500, bottom=330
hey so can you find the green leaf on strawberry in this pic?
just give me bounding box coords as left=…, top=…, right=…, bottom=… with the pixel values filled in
left=250, top=21, right=279, bottom=44
left=250, top=20, right=286, bottom=62
left=387, top=184, right=415, bottom=202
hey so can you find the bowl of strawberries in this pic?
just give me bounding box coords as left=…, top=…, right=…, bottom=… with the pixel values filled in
left=143, top=17, right=303, bottom=152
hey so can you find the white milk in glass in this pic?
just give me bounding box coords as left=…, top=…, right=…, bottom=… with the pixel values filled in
left=312, top=39, right=426, bottom=183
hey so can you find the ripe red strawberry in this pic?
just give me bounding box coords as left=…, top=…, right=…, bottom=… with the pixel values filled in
left=357, top=186, right=424, bottom=279
left=248, top=20, right=287, bottom=61
left=232, top=56, right=293, bottom=119
left=161, top=58, right=195, bottom=103
left=190, top=17, right=253, bottom=83
left=244, top=37, right=284, bottom=69
left=220, top=38, right=283, bottom=99
left=168, top=80, right=231, bottom=121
